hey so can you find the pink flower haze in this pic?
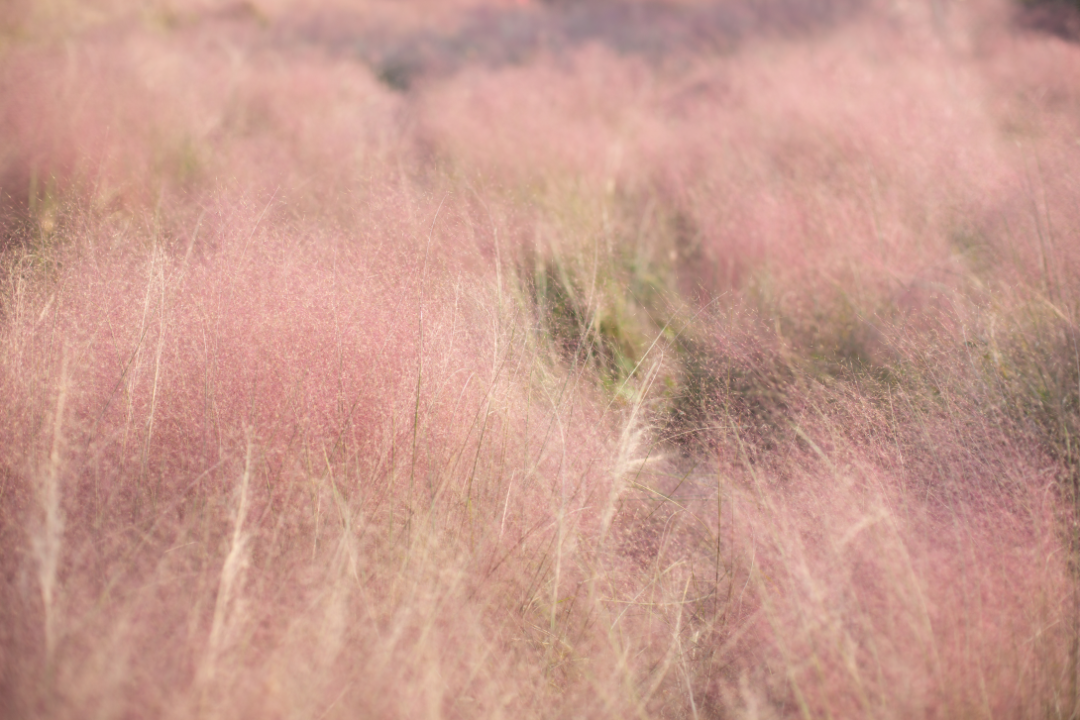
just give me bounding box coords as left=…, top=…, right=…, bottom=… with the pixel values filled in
left=2, top=0, right=1080, bottom=718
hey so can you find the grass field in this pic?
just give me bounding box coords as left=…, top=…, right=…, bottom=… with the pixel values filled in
left=2, top=0, right=1080, bottom=717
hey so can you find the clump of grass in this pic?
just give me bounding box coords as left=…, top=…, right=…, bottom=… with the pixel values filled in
left=524, top=249, right=664, bottom=392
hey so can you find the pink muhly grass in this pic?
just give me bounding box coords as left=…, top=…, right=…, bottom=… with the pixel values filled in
left=2, top=0, right=1080, bottom=718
